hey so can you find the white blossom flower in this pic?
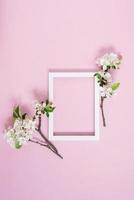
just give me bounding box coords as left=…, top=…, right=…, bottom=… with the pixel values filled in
left=96, top=53, right=122, bottom=70
left=102, top=65, right=108, bottom=71
left=4, top=128, right=16, bottom=148
left=95, top=71, right=112, bottom=84
left=33, top=100, right=55, bottom=117
left=100, top=85, right=114, bottom=98
left=42, top=102, right=46, bottom=107
left=102, top=71, right=112, bottom=83
left=4, top=118, right=36, bottom=148
left=33, top=100, right=43, bottom=115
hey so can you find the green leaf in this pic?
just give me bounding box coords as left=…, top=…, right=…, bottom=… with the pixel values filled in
left=112, top=65, right=116, bottom=69
left=15, top=106, right=20, bottom=115
left=44, top=107, right=47, bottom=112
left=15, top=142, right=22, bottom=149
left=111, top=82, right=120, bottom=91
left=48, top=107, right=55, bottom=112
left=94, top=73, right=102, bottom=80
left=13, top=111, right=19, bottom=119
left=13, top=107, right=19, bottom=119
left=45, top=106, right=55, bottom=113
left=13, top=106, right=24, bottom=120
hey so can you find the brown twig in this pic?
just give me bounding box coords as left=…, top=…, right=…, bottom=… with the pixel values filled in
left=32, top=115, right=63, bottom=159
left=29, top=139, right=63, bottom=159
left=44, top=143, right=63, bottom=159
left=29, top=139, right=47, bottom=147
left=36, top=116, right=58, bottom=153
left=100, top=96, right=106, bottom=127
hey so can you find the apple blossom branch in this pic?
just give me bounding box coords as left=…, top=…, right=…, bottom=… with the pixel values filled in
left=4, top=101, right=63, bottom=159
left=95, top=53, right=122, bottom=127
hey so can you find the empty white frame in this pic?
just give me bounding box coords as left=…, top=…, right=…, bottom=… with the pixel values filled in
left=49, top=72, right=100, bottom=141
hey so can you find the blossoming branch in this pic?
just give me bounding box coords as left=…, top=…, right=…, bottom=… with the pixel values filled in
left=95, top=53, right=122, bottom=127
left=4, top=100, right=63, bottom=159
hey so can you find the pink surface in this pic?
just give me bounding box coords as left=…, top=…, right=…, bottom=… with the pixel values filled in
left=0, top=0, right=134, bottom=199
left=54, top=77, right=94, bottom=134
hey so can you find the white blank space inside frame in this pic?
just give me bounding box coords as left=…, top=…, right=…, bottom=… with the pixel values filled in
left=49, top=72, right=100, bottom=141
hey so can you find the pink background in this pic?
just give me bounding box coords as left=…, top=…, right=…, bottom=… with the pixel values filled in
left=0, top=0, right=134, bottom=199
left=54, top=77, right=94, bottom=134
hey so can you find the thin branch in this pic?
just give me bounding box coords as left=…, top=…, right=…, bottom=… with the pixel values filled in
left=32, top=114, right=63, bottom=159
left=100, top=96, right=106, bottom=127
left=45, top=143, right=63, bottom=159
left=31, top=137, right=48, bottom=145
left=38, top=114, right=42, bottom=130
left=29, top=139, right=63, bottom=159
left=36, top=116, right=58, bottom=153
left=29, top=139, right=47, bottom=147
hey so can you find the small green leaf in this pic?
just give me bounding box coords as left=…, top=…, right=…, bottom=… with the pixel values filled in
left=111, top=82, right=120, bottom=91
left=15, top=106, right=21, bottom=116
left=48, top=107, right=55, bottom=112
left=45, top=106, right=55, bottom=113
left=13, top=111, right=19, bottom=119
left=13, top=106, right=23, bottom=119
left=15, top=142, right=22, bottom=149
left=44, top=107, right=47, bottom=112
left=112, top=65, right=116, bottom=69
left=94, top=73, right=102, bottom=80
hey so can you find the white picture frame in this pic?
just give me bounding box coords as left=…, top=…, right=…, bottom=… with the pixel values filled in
left=48, top=72, right=100, bottom=141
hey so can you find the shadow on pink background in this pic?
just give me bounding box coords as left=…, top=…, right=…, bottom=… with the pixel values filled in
left=0, top=0, right=134, bottom=200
